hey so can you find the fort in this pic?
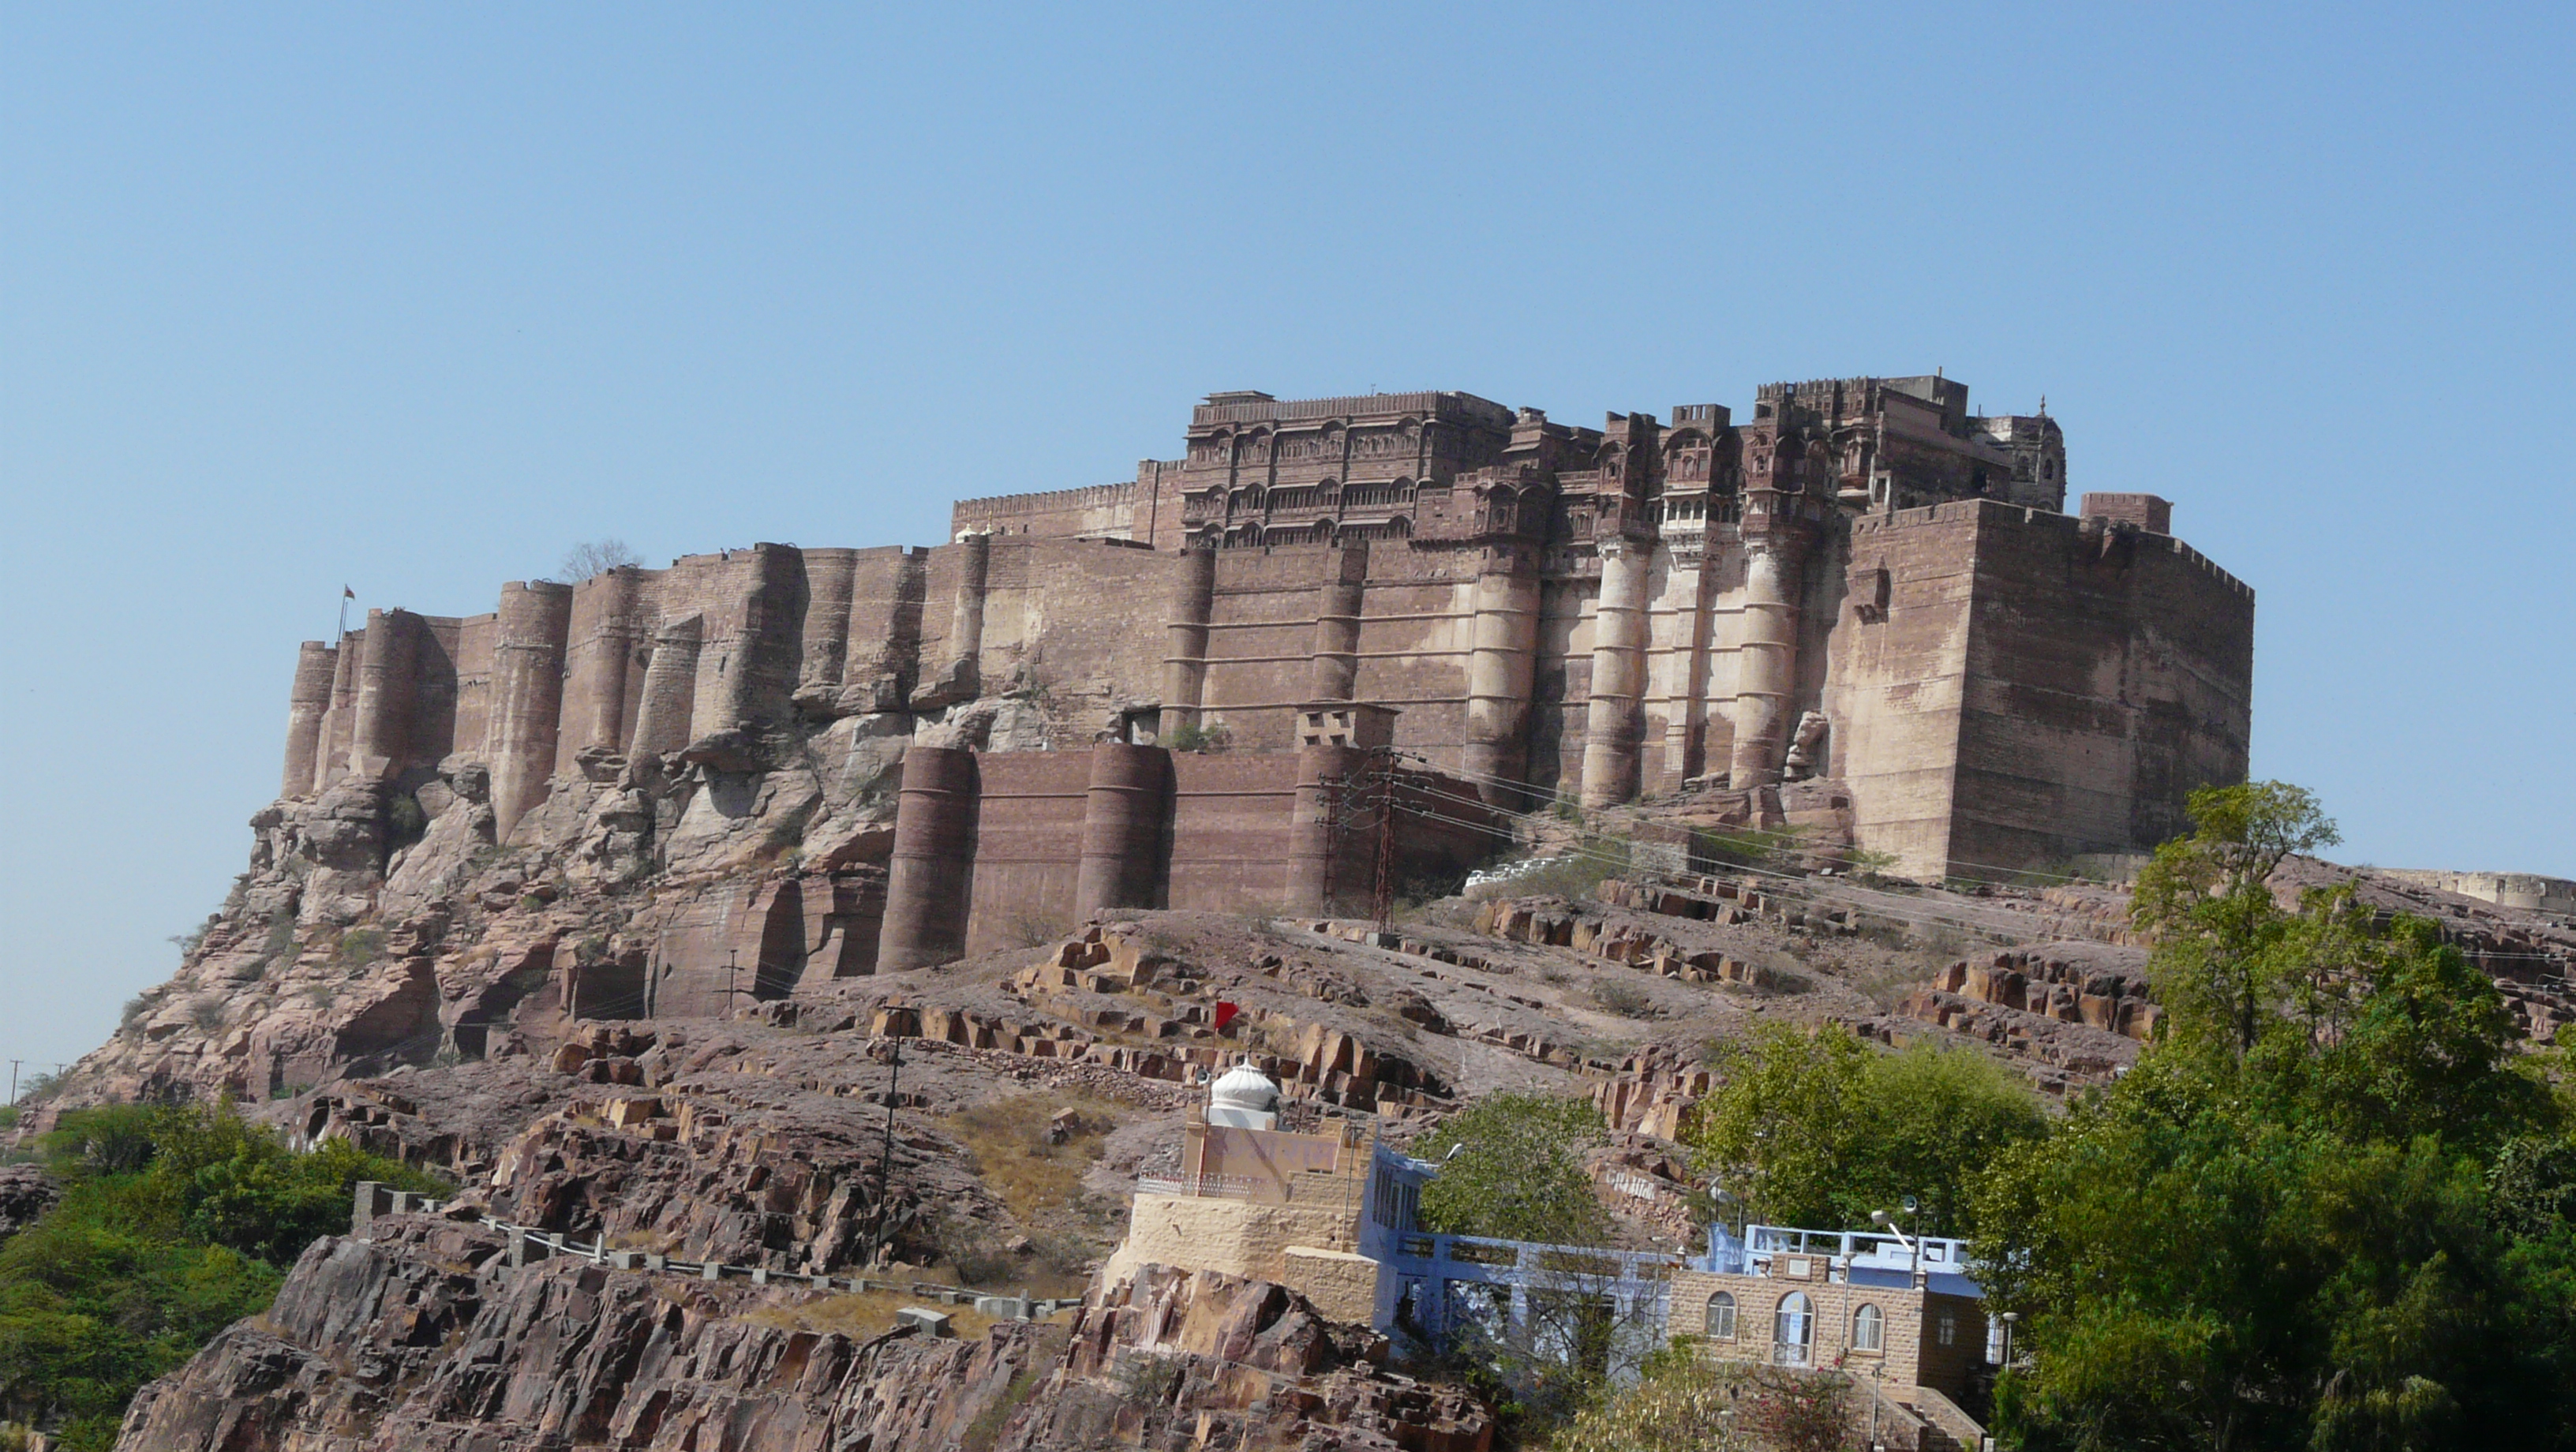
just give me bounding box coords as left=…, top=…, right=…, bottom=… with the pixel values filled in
left=274, top=374, right=2255, bottom=972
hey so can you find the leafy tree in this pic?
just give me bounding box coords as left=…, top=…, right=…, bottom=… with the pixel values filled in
left=1412, top=1095, right=1623, bottom=1439
left=2132, top=780, right=2340, bottom=1057
left=1976, top=782, right=2576, bottom=1450
left=1416, top=1093, right=1608, bottom=1245
left=1685, top=1024, right=2047, bottom=1237
left=0, top=1102, right=440, bottom=1449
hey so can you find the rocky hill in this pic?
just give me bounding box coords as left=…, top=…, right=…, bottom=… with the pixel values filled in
left=24, top=694, right=2576, bottom=1450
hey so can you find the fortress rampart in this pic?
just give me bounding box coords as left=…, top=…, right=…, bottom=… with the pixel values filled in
left=277, top=376, right=2251, bottom=907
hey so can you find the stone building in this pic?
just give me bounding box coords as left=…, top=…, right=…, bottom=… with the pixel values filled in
left=276, top=372, right=2253, bottom=900
left=1668, top=1224, right=1990, bottom=1408
left=1110, top=1064, right=1998, bottom=1439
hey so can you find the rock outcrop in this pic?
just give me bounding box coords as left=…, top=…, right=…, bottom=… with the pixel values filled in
left=59, top=683, right=1051, bottom=1111
left=0, top=1166, right=60, bottom=1244
left=118, top=1214, right=1491, bottom=1452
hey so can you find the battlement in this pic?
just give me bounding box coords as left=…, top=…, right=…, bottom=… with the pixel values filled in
left=1757, top=373, right=1971, bottom=430
left=1849, top=498, right=2253, bottom=601
left=1189, top=389, right=1516, bottom=430
left=2080, top=492, right=2170, bottom=534
left=954, top=481, right=1135, bottom=515
left=949, top=481, right=1139, bottom=542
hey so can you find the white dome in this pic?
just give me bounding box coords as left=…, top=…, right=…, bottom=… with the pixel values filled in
left=1210, top=1061, right=1280, bottom=1117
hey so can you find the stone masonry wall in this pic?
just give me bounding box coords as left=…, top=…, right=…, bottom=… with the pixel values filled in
left=279, top=384, right=2254, bottom=883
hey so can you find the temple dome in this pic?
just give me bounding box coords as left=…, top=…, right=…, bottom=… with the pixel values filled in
left=1208, top=1061, right=1281, bottom=1128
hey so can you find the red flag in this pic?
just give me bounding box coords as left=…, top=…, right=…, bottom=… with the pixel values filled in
left=1214, top=1001, right=1239, bottom=1031
left=343, top=586, right=356, bottom=599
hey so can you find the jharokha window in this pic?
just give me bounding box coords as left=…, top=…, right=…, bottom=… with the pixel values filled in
left=1852, top=1303, right=1885, bottom=1353
left=1705, top=1291, right=1736, bottom=1341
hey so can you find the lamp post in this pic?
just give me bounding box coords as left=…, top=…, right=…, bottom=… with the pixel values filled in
left=1867, top=1359, right=1885, bottom=1450
left=1868, top=1203, right=1922, bottom=1281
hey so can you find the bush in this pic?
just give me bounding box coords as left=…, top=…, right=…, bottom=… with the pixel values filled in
left=931, top=1216, right=1014, bottom=1286
left=4, top=1104, right=441, bottom=1445
left=336, top=928, right=382, bottom=967
left=1492, top=838, right=1631, bottom=902
left=385, top=792, right=428, bottom=849
left=1552, top=1352, right=1743, bottom=1452
left=1589, top=978, right=1660, bottom=1020
left=1165, top=720, right=1231, bottom=754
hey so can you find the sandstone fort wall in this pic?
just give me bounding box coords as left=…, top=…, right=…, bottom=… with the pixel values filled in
left=279, top=377, right=2251, bottom=904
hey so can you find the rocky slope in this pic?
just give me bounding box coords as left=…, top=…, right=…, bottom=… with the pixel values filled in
left=36, top=678, right=2576, bottom=1451
left=118, top=1211, right=1491, bottom=1452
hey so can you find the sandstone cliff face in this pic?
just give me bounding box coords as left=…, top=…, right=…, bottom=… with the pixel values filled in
left=66, top=687, right=1069, bottom=1112
left=118, top=1215, right=1491, bottom=1452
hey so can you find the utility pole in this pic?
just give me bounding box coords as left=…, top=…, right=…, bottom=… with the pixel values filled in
left=1371, top=750, right=1398, bottom=934
left=1321, top=769, right=1345, bottom=909
left=6, top=1061, right=16, bottom=1108
left=868, top=1035, right=904, bottom=1266
left=725, top=949, right=737, bottom=1014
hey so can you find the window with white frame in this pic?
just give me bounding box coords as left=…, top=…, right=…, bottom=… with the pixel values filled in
left=1852, top=1303, right=1884, bottom=1353
left=1938, top=1309, right=1957, bottom=1346
left=1706, top=1291, right=1736, bottom=1341
left=1773, top=1293, right=1813, bottom=1366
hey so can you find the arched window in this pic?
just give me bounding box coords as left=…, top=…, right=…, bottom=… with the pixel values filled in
left=1773, top=1293, right=1813, bottom=1366
left=1852, top=1303, right=1884, bottom=1353
left=1705, top=1292, right=1736, bottom=1341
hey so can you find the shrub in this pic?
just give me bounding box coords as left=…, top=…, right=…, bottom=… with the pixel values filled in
left=336, top=928, right=382, bottom=967
left=385, top=792, right=428, bottom=849
left=1843, top=847, right=1903, bottom=885
left=999, top=906, right=1067, bottom=951
left=1166, top=720, right=1231, bottom=754
left=4, top=1104, right=441, bottom=1444
left=1589, top=978, right=1659, bottom=1020
left=1551, top=1352, right=1744, bottom=1452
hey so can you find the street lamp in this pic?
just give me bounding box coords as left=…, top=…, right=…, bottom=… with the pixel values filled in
left=1868, top=1205, right=1922, bottom=1280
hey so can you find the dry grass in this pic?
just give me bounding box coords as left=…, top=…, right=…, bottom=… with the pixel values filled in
left=739, top=1288, right=1004, bottom=1342
left=942, top=1093, right=1122, bottom=1225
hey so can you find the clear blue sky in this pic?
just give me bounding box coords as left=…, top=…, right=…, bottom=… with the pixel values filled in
left=4, top=3, right=2569, bottom=1079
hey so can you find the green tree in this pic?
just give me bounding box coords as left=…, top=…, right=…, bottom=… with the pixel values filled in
left=1685, top=1024, right=2046, bottom=1237
left=1412, top=1095, right=1625, bottom=1439
left=0, top=1102, right=440, bottom=1449
left=1416, top=1093, right=1608, bottom=1245
left=2131, top=780, right=2339, bottom=1057
left=1977, top=783, right=2576, bottom=1450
